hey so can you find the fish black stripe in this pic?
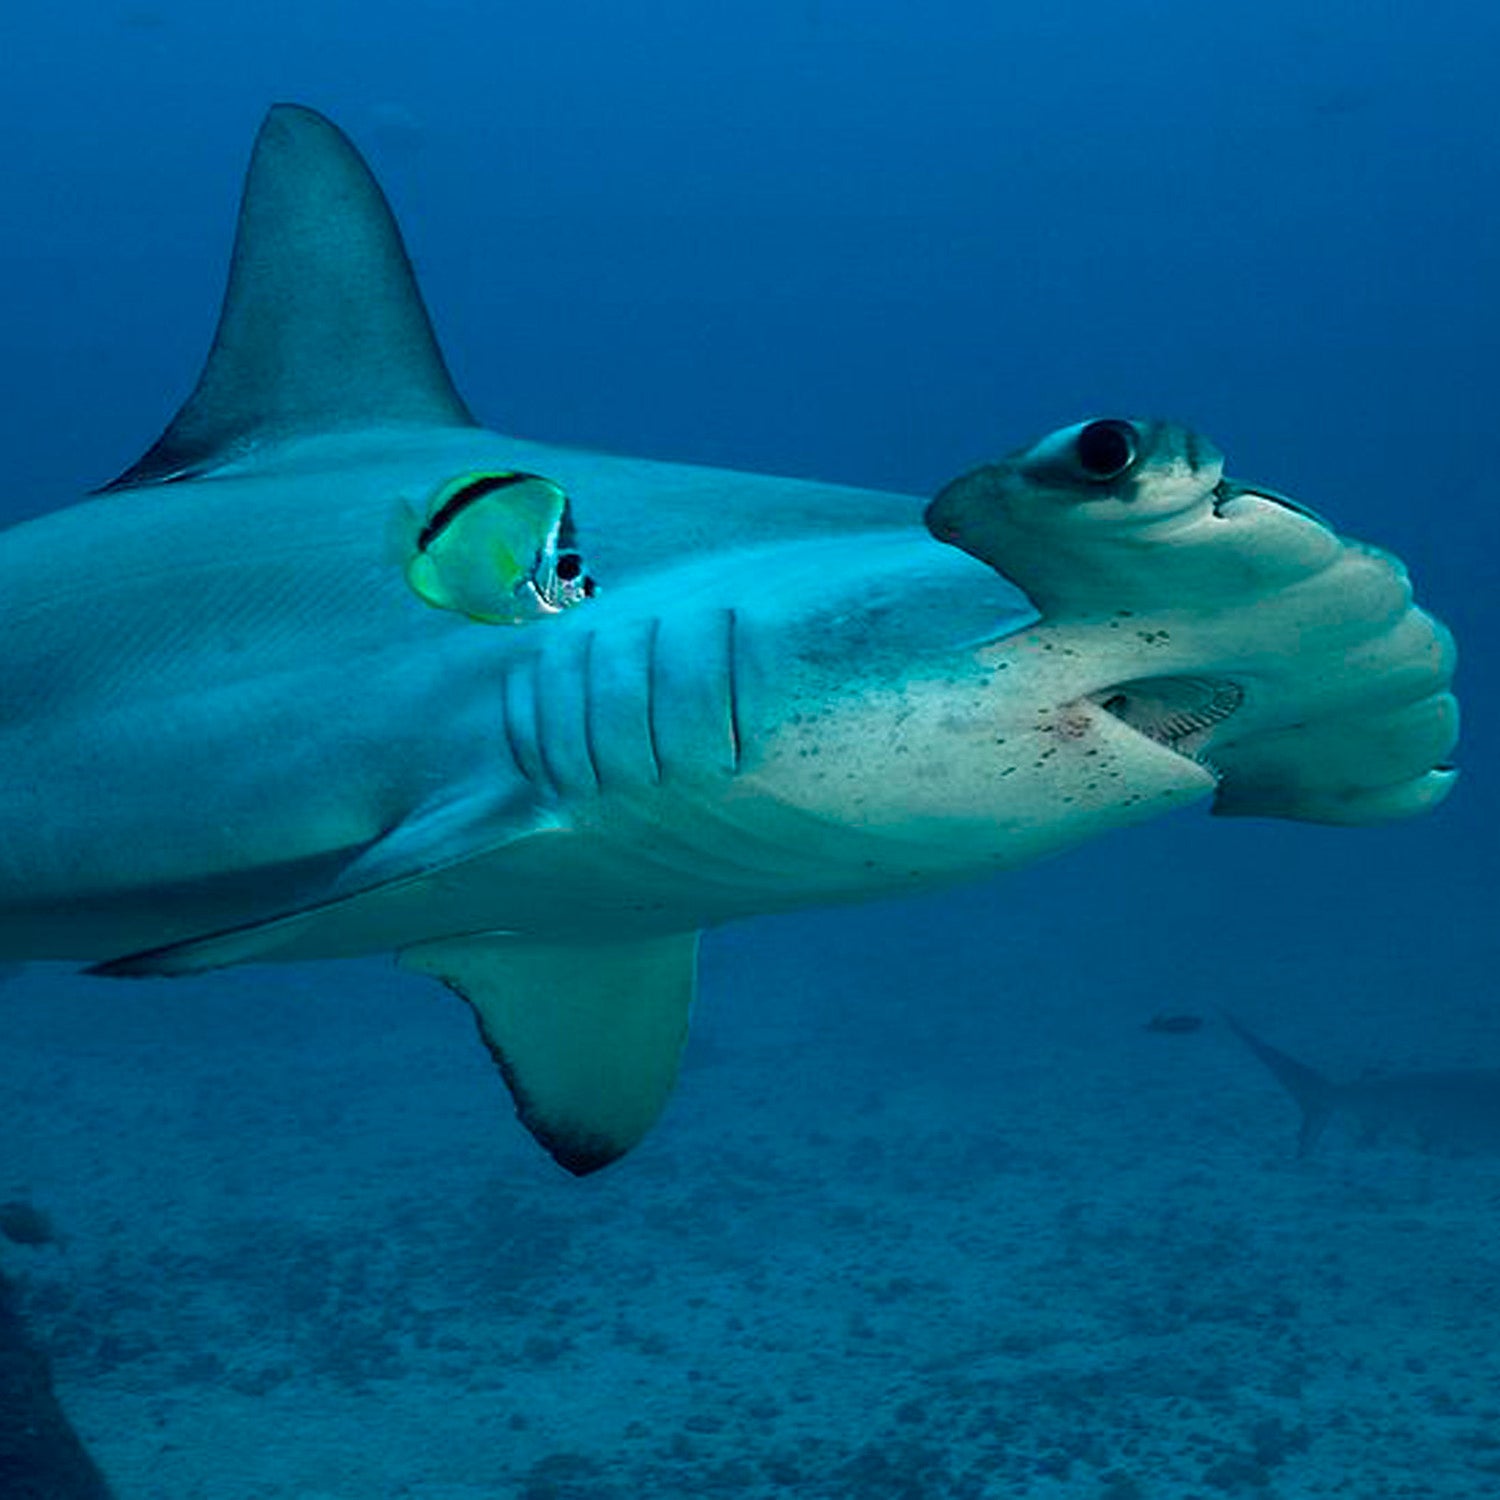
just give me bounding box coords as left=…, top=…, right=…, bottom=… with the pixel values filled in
left=416, top=471, right=535, bottom=552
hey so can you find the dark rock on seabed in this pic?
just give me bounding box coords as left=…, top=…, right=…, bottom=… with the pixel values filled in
left=0, top=1269, right=114, bottom=1499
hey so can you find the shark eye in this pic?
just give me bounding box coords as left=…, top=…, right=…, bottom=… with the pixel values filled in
left=1075, top=420, right=1139, bottom=482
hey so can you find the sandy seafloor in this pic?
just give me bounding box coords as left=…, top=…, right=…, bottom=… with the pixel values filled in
left=2, top=845, right=1497, bottom=1500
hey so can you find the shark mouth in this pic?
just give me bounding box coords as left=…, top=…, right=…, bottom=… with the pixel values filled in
left=1211, top=476, right=1329, bottom=526
left=1091, top=675, right=1245, bottom=769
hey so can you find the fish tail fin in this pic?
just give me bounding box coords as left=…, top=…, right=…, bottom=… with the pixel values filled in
left=1224, top=1013, right=1337, bottom=1155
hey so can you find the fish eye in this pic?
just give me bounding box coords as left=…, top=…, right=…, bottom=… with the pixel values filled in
left=555, top=552, right=583, bottom=582
left=1075, top=420, right=1139, bottom=482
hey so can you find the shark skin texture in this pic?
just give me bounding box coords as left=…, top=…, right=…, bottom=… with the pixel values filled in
left=0, top=106, right=1458, bottom=1173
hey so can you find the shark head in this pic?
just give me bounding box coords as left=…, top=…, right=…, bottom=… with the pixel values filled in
left=926, top=418, right=1459, bottom=825
left=473, top=404, right=1456, bottom=941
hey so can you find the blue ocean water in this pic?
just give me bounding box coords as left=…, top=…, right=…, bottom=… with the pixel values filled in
left=0, top=2, right=1497, bottom=1496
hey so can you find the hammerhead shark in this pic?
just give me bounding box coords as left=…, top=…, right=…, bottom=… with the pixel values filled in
left=1228, top=1016, right=1500, bottom=1156
left=0, top=105, right=1458, bottom=1172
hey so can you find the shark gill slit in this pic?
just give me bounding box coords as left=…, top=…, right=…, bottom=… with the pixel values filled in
left=643, top=617, right=664, bottom=786
left=529, top=657, right=567, bottom=797
left=725, top=608, right=743, bottom=772
left=579, top=629, right=604, bottom=792
left=500, top=666, right=542, bottom=791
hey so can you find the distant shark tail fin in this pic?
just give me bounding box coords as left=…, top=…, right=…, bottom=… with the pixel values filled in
left=1224, top=1014, right=1337, bottom=1156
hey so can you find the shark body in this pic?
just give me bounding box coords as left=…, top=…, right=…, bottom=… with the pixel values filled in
left=0, top=106, right=1458, bottom=1172
left=1228, top=1017, right=1500, bottom=1156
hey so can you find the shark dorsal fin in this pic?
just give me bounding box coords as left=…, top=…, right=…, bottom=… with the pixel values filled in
left=104, top=103, right=474, bottom=491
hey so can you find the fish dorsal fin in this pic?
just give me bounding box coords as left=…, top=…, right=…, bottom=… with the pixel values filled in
left=104, top=103, right=474, bottom=490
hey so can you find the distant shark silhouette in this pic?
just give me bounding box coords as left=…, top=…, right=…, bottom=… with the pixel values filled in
left=0, top=105, right=1459, bottom=1173
left=1227, top=1016, right=1500, bottom=1156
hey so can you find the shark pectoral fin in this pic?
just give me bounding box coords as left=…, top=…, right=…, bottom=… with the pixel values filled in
left=400, top=931, right=699, bottom=1176
left=89, top=910, right=322, bottom=977
left=326, top=791, right=559, bottom=897
left=89, top=793, right=559, bottom=978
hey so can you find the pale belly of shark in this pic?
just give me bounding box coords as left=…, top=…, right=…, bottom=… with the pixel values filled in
left=0, top=106, right=1459, bottom=1174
